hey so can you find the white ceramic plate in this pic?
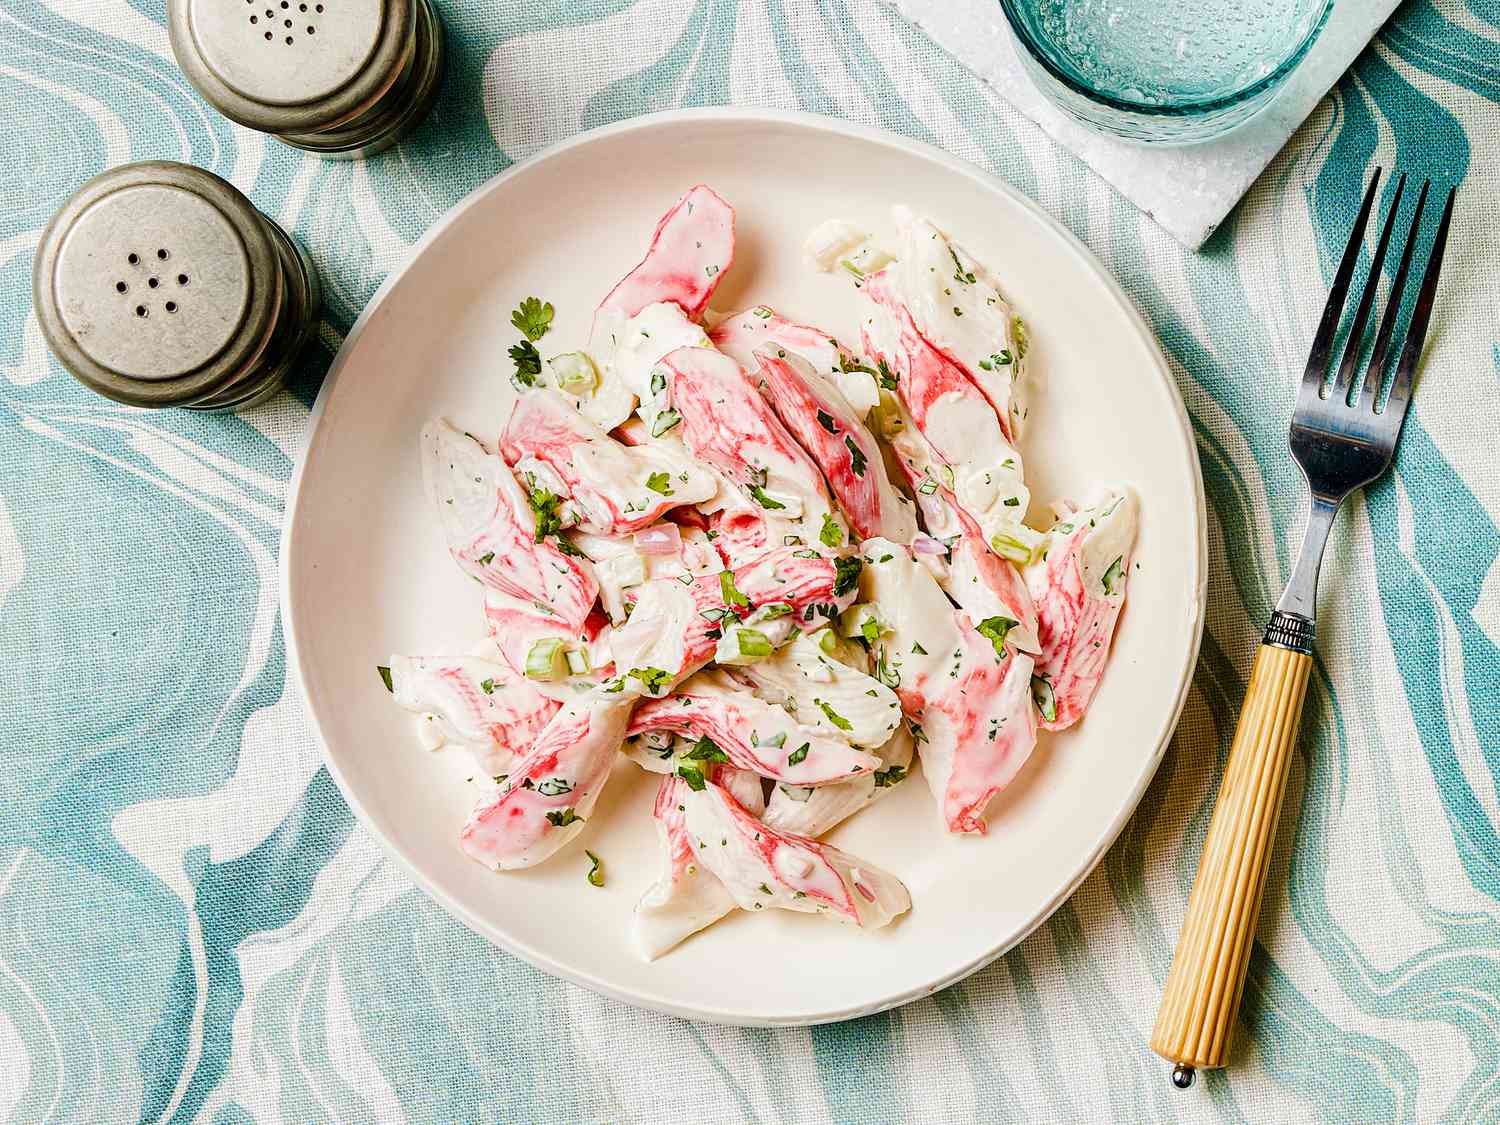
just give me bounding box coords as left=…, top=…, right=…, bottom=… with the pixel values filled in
left=282, top=109, right=1205, bottom=1026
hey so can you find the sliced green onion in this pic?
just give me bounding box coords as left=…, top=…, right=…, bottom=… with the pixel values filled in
left=525, top=638, right=568, bottom=681
left=548, top=351, right=597, bottom=395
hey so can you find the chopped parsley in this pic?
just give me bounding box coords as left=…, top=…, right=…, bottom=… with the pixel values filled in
left=949, top=247, right=976, bottom=285
left=477, top=551, right=495, bottom=565
left=676, top=765, right=707, bottom=791
left=747, top=484, right=786, bottom=510
left=817, top=409, right=839, bottom=434
left=480, top=678, right=496, bottom=695
left=838, top=354, right=879, bottom=378
left=845, top=436, right=866, bottom=477
left=508, top=339, right=542, bottom=385
left=819, top=514, right=843, bottom=548
left=376, top=665, right=393, bottom=693
left=628, top=667, right=672, bottom=694
left=873, top=764, right=907, bottom=788
left=685, top=736, right=728, bottom=763
left=912, top=641, right=928, bottom=655
left=976, top=615, right=1018, bottom=659
left=1102, top=555, right=1125, bottom=596
left=816, top=700, right=852, bottom=731
left=585, top=849, right=605, bottom=887
left=787, top=742, right=810, bottom=766
left=833, top=556, right=863, bottom=597
left=876, top=359, right=898, bottom=391
left=645, top=471, right=672, bottom=496
left=511, top=297, right=554, bottom=341
left=528, top=487, right=565, bottom=542
left=545, top=808, right=582, bottom=827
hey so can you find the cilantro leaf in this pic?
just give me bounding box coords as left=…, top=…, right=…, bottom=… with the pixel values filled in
left=817, top=410, right=839, bottom=434
left=545, top=808, right=583, bottom=827
left=676, top=765, right=706, bottom=791
left=873, top=764, right=906, bottom=788
left=645, top=471, right=672, bottom=496
left=511, top=297, right=555, bottom=342
left=376, top=665, right=393, bottom=693
left=787, top=742, right=810, bottom=766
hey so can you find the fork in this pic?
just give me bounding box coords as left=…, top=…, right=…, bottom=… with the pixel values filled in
left=1149, top=169, right=1456, bottom=1088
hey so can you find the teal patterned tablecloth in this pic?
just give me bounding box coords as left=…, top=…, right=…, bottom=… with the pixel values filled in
left=2, top=1, right=1497, bottom=1121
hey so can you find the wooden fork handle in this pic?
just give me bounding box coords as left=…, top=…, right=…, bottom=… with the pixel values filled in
left=1151, top=638, right=1313, bottom=1075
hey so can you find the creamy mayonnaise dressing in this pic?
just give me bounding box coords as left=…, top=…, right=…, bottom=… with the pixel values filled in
left=886, top=207, right=1028, bottom=437
left=731, top=630, right=902, bottom=749
left=395, top=188, right=1142, bottom=958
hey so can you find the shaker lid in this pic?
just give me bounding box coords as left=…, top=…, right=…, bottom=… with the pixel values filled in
left=33, top=161, right=281, bottom=403
left=169, top=0, right=412, bottom=134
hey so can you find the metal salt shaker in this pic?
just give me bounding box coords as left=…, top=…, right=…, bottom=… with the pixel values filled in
left=33, top=161, right=321, bottom=411
left=167, top=0, right=444, bottom=157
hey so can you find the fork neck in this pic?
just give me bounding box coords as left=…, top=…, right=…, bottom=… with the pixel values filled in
left=1270, top=495, right=1339, bottom=653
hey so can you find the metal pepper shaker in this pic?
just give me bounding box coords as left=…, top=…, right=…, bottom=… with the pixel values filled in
left=167, top=0, right=443, bottom=158
left=32, top=161, right=321, bottom=411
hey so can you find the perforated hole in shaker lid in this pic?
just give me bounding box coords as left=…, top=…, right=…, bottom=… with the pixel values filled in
left=190, top=0, right=383, bottom=105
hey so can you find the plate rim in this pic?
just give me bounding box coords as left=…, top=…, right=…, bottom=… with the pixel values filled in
left=280, top=106, right=1208, bottom=1027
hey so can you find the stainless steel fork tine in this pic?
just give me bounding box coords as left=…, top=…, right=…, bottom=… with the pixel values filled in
left=1359, top=179, right=1429, bottom=413
left=1334, top=172, right=1406, bottom=402
left=1303, top=169, right=1382, bottom=395
left=1386, top=184, right=1457, bottom=418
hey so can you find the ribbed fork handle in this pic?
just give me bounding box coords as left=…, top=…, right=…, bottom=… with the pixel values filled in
left=1150, top=638, right=1313, bottom=1075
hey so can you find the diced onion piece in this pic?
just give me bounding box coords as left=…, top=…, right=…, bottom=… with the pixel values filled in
left=818, top=629, right=840, bottom=656
left=525, top=638, right=567, bottom=681
left=548, top=351, right=598, bottom=395
left=633, top=523, right=682, bottom=556
left=846, top=243, right=893, bottom=276
left=716, top=626, right=774, bottom=666
left=603, top=550, right=647, bottom=589
left=564, top=648, right=591, bottom=676
left=911, top=536, right=946, bottom=556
